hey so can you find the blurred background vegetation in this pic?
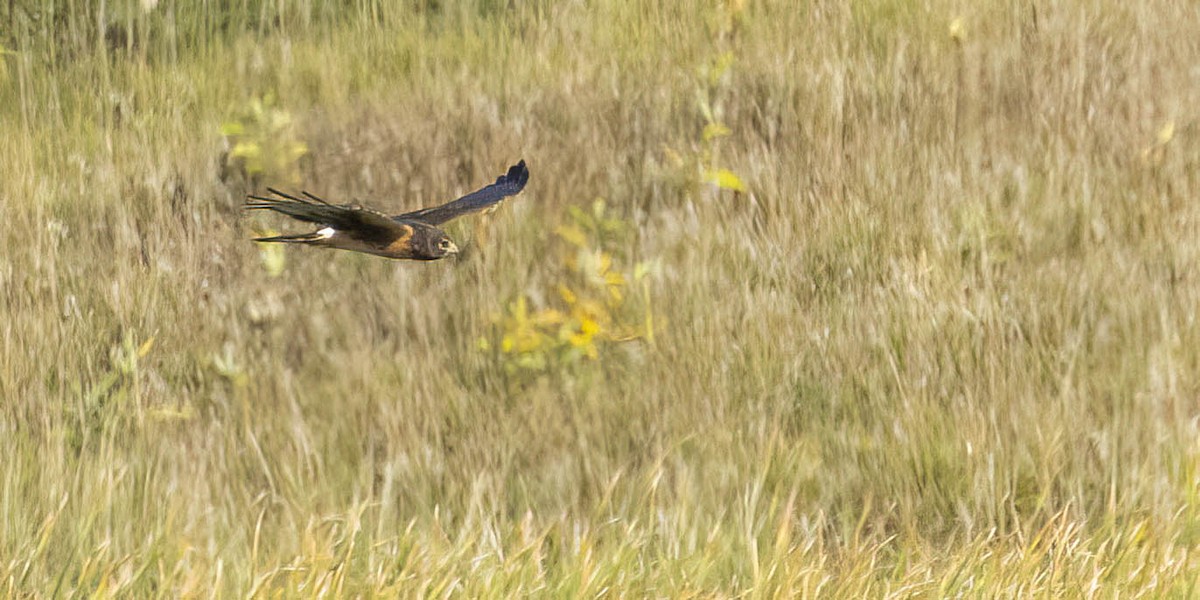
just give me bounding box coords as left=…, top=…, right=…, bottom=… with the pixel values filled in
left=2, top=0, right=1200, bottom=595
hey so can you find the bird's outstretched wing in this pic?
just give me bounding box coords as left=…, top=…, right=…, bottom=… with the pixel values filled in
left=246, top=188, right=409, bottom=245
left=397, top=160, right=529, bottom=226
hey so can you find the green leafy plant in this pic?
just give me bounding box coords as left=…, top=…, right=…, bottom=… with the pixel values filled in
left=67, top=333, right=155, bottom=451
left=661, top=3, right=748, bottom=197
left=481, top=200, right=656, bottom=378
left=696, top=49, right=746, bottom=194
left=220, top=94, right=309, bottom=185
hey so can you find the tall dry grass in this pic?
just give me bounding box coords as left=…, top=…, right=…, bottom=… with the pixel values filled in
left=2, top=0, right=1199, bottom=595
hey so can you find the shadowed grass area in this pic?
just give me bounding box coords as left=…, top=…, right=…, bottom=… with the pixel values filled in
left=3, top=0, right=1200, bottom=595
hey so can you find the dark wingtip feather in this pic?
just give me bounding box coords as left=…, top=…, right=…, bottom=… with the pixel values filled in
left=302, top=191, right=334, bottom=205
left=501, top=159, right=530, bottom=190
left=265, top=187, right=313, bottom=204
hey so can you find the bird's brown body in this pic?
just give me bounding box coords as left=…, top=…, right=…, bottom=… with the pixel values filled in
left=245, top=160, right=529, bottom=261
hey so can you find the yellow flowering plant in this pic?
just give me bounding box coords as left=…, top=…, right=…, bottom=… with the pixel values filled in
left=482, top=200, right=656, bottom=378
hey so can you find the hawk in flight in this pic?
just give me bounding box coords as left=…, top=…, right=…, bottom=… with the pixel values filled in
left=245, top=160, right=529, bottom=260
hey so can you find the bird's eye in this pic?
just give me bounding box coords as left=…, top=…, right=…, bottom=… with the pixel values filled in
left=439, top=240, right=450, bottom=250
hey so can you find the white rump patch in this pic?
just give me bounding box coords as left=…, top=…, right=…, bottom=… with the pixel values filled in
left=316, top=227, right=335, bottom=239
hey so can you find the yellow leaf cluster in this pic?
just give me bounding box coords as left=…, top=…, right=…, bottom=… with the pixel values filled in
left=486, top=205, right=654, bottom=375
left=1140, top=120, right=1176, bottom=167
left=704, top=168, right=746, bottom=192
left=949, top=17, right=966, bottom=43
left=221, top=95, right=309, bottom=183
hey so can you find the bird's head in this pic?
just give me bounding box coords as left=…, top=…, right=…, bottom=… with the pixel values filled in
left=414, top=230, right=459, bottom=260
left=436, top=236, right=460, bottom=257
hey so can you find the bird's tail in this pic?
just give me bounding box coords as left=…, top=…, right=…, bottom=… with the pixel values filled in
left=252, top=231, right=325, bottom=244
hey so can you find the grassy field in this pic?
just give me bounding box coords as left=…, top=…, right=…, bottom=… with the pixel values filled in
left=3, top=0, right=1200, bottom=596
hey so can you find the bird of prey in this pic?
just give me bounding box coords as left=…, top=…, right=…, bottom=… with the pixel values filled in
left=245, top=160, right=529, bottom=261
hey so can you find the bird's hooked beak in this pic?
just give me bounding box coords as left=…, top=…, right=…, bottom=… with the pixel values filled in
left=446, top=240, right=461, bottom=256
